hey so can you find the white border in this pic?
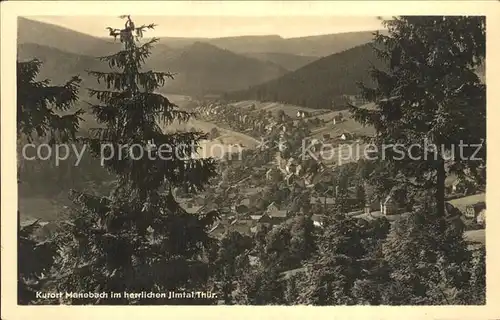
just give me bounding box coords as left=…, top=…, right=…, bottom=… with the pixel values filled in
left=2, top=1, right=500, bottom=319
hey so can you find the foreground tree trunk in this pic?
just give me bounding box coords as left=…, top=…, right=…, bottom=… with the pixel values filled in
left=436, top=156, right=446, bottom=217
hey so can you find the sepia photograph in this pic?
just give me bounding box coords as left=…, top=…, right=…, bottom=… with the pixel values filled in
left=1, top=1, right=499, bottom=317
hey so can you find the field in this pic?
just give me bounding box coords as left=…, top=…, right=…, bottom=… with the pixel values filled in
left=19, top=197, right=68, bottom=222
left=310, top=103, right=377, bottom=139
left=464, top=229, right=485, bottom=245
left=229, top=100, right=330, bottom=117
left=448, top=193, right=486, bottom=213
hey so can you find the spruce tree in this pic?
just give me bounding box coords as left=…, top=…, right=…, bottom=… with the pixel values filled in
left=17, top=59, right=82, bottom=143
left=17, top=59, right=82, bottom=304
left=351, top=16, right=486, bottom=217
left=56, top=16, right=217, bottom=304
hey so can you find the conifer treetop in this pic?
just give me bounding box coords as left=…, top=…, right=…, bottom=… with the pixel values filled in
left=84, top=15, right=217, bottom=194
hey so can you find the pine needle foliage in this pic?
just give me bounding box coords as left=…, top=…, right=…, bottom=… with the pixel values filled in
left=56, top=16, right=218, bottom=304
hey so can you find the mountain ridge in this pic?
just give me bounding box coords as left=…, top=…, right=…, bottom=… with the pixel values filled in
left=225, top=43, right=386, bottom=109
left=19, top=18, right=379, bottom=57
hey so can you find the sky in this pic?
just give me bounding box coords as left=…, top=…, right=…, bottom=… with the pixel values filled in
left=27, top=16, right=384, bottom=39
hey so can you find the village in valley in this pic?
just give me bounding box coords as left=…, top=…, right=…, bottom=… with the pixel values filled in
left=174, top=95, right=486, bottom=264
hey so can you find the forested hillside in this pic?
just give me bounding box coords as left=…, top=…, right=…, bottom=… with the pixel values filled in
left=226, top=43, right=386, bottom=109
left=150, top=42, right=288, bottom=95
left=243, top=52, right=318, bottom=71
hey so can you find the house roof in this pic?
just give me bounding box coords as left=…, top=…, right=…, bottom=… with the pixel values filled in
left=20, top=219, right=50, bottom=228
left=266, top=201, right=278, bottom=209
left=181, top=204, right=204, bottom=214
left=382, top=187, right=399, bottom=205
left=269, top=210, right=288, bottom=218
left=280, top=267, right=306, bottom=281
left=448, top=193, right=486, bottom=213
left=208, top=222, right=224, bottom=234
left=265, top=202, right=287, bottom=218
left=258, top=214, right=274, bottom=222
left=464, top=229, right=485, bottom=245
left=311, top=196, right=335, bottom=205
left=476, top=209, right=486, bottom=221
left=311, top=214, right=325, bottom=222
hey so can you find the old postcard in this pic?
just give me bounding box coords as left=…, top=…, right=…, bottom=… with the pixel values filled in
left=1, top=1, right=500, bottom=319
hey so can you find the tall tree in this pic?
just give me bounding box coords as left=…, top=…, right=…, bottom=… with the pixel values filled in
left=56, top=16, right=217, bottom=304
left=381, top=202, right=473, bottom=305
left=17, top=59, right=82, bottom=144
left=17, top=59, right=82, bottom=304
left=297, top=213, right=370, bottom=305
left=351, top=16, right=486, bottom=217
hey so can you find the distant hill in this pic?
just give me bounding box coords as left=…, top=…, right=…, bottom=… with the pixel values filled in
left=158, top=31, right=381, bottom=57
left=149, top=42, right=288, bottom=96
left=242, top=52, right=318, bottom=71
left=226, top=43, right=386, bottom=110
left=277, top=31, right=380, bottom=57
left=18, top=17, right=174, bottom=58
left=18, top=41, right=287, bottom=98
left=18, top=17, right=121, bottom=56
left=18, top=17, right=378, bottom=60
left=16, top=18, right=380, bottom=98
left=17, top=43, right=113, bottom=130
left=17, top=43, right=110, bottom=87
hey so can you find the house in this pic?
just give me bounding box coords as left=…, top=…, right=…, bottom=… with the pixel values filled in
left=229, top=219, right=253, bottom=235
left=363, top=204, right=372, bottom=214
left=265, top=202, right=288, bottom=224
left=380, top=188, right=402, bottom=216
left=285, top=157, right=298, bottom=175
left=266, top=202, right=282, bottom=214
left=250, top=214, right=263, bottom=221
left=465, top=202, right=486, bottom=219
left=266, top=168, right=274, bottom=180
left=280, top=267, right=306, bottom=281
left=447, top=193, right=486, bottom=219
left=341, top=94, right=367, bottom=107
left=445, top=202, right=462, bottom=218
left=254, top=167, right=268, bottom=174
left=311, top=214, right=325, bottom=228
left=310, top=196, right=336, bottom=207
left=249, top=213, right=275, bottom=225
left=285, top=173, right=297, bottom=186
left=259, top=214, right=274, bottom=224
left=275, top=153, right=289, bottom=174
left=181, top=203, right=204, bottom=214
left=339, top=132, right=352, bottom=141
left=296, top=111, right=307, bottom=118
left=476, top=209, right=486, bottom=227
left=208, top=222, right=227, bottom=239
left=303, top=173, right=318, bottom=188
left=332, top=114, right=343, bottom=125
